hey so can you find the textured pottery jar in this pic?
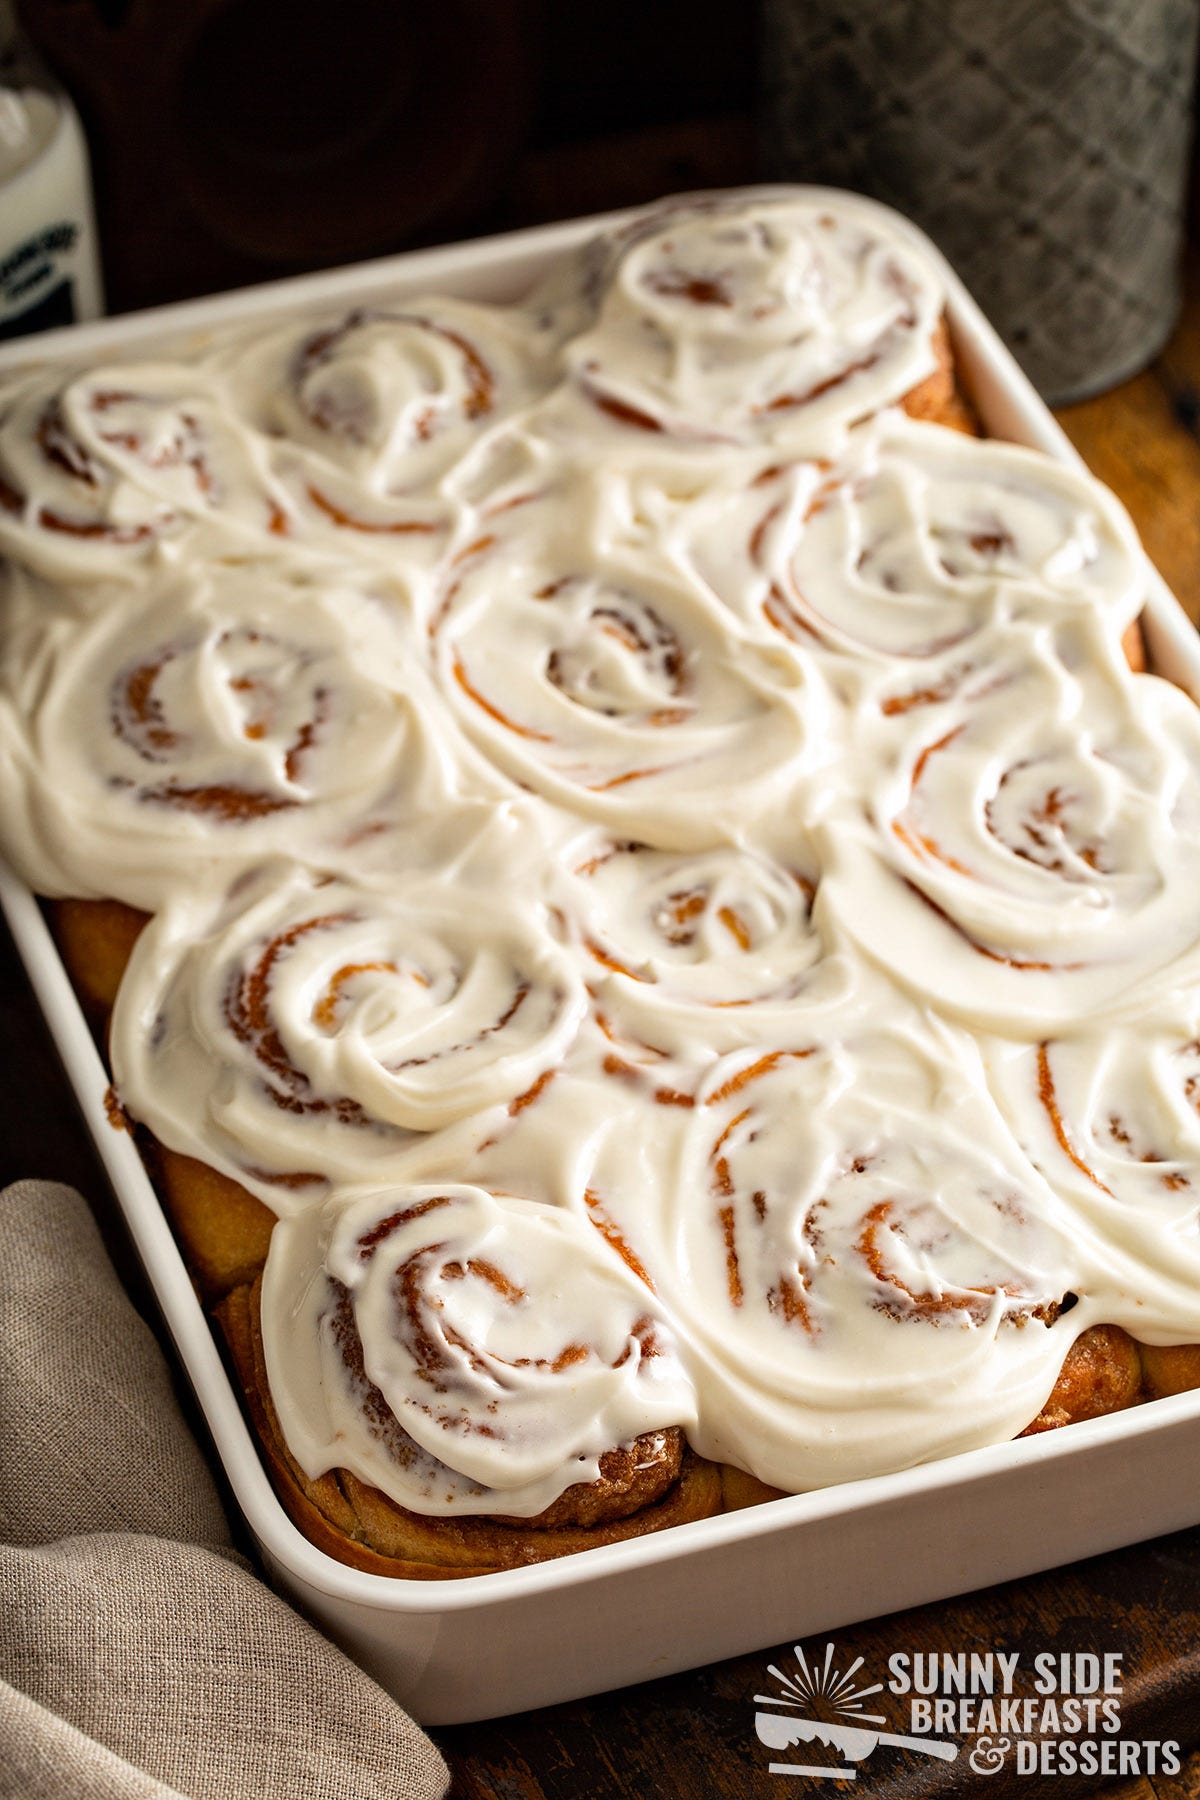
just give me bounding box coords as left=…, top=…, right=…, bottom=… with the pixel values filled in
left=760, top=0, right=1200, bottom=403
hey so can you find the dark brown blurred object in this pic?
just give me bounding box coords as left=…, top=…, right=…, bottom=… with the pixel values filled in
left=16, top=0, right=758, bottom=314
left=503, top=115, right=757, bottom=233
left=18, top=0, right=538, bottom=310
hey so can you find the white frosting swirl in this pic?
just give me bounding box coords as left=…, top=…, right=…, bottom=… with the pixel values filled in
left=548, top=194, right=944, bottom=453
left=110, top=846, right=587, bottom=1203
left=818, top=623, right=1200, bottom=1031
left=431, top=480, right=825, bottom=846
left=216, top=296, right=556, bottom=498
left=261, top=1183, right=697, bottom=1517
left=562, top=831, right=841, bottom=1055
left=650, top=1000, right=1091, bottom=1490
left=680, top=414, right=1145, bottom=662
left=0, top=362, right=292, bottom=579
left=986, top=1005, right=1200, bottom=1343
left=0, top=560, right=456, bottom=910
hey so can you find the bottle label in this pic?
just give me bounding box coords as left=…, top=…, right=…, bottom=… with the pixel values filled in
left=0, top=220, right=80, bottom=338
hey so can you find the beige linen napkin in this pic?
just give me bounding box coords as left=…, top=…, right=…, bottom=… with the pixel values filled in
left=0, top=1179, right=449, bottom=1800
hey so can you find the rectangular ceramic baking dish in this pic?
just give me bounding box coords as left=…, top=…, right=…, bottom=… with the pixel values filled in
left=4, top=188, right=1200, bottom=1727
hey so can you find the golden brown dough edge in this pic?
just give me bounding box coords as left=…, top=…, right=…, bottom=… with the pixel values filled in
left=1020, top=1323, right=1143, bottom=1435
left=902, top=314, right=980, bottom=437
left=213, top=1275, right=725, bottom=1577
left=52, top=896, right=148, bottom=1028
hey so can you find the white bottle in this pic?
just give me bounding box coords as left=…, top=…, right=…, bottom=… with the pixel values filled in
left=0, top=0, right=102, bottom=339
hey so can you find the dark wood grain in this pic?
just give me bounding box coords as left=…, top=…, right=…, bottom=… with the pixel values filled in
left=439, top=1528, right=1200, bottom=1798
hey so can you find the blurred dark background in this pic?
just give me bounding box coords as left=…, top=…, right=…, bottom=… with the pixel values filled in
left=16, top=0, right=759, bottom=313
left=17, top=0, right=1198, bottom=405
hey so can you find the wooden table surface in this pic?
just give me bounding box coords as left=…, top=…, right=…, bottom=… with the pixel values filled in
left=3, top=121, right=1200, bottom=1800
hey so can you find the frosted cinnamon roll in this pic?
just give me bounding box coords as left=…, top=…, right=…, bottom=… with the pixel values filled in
left=0, top=560, right=456, bottom=911
left=220, top=1268, right=722, bottom=1575
left=652, top=999, right=1091, bottom=1491
left=110, top=846, right=586, bottom=1204
left=818, top=622, right=1200, bottom=1032
left=257, top=1184, right=702, bottom=1528
left=674, top=415, right=1146, bottom=666
left=538, top=193, right=948, bottom=455
left=214, top=296, right=557, bottom=499
left=562, top=831, right=846, bottom=1056
left=0, top=362, right=292, bottom=580
left=430, top=481, right=823, bottom=847
left=986, top=1003, right=1200, bottom=1348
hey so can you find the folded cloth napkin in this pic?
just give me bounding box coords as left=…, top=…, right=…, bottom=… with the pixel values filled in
left=0, top=1180, right=449, bottom=1800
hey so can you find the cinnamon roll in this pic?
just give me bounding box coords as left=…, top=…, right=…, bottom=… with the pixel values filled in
left=263, top=1184, right=701, bottom=1511
left=212, top=1183, right=720, bottom=1573
left=538, top=193, right=953, bottom=455
left=430, top=480, right=824, bottom=847
left=0, top=560, right=457, bottom=910
left=986, top=1003, right=1200, bottom=1349
left=561, top=831, right=843, bottom=1056
left=677, top=414, right=1146, bottom=667
left=818, top=622, right=1200, bottom=1032
left=109, top=846, right=587, bottom=1203
left=652, top=997, right=1094, bottom=1492
left=0, top=362, right=290, bottom=579
left=217, top=296, right=558, bottom=501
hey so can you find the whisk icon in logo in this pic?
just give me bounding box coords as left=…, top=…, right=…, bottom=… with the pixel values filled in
left=754, top=1643, right=959, bottom=1781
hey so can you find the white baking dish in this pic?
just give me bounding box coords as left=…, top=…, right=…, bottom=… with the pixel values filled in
left=4, top=188, right=1200, bottom=1727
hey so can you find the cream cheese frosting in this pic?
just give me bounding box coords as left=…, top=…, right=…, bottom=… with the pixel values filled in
left=429, top=476, right=829, bottom=848
left=0, top=557, right=468, bottom=909
left=817, top=617, right=1200, bottom=1031
left=536, top=194, right=945, bottom=455
left=985, top=999, right=1200, bottom=1344
left=111, top=826, right=587, bottom=1204
left=261, top=1183, right=699, bottom=1516
left=4, top=189, right=1200, bottom=1522
left=652, top=998, right=1093, bottom=1488
left=212, top=294, right=561, bottom=500
left=675, top=412, right=1148, bottom=663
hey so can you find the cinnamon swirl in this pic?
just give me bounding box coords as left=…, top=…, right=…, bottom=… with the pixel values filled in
left=986, top=1004, right=1200, bottom=1346
left=109, top=841, right=587, bottom=1203
left=649, top=993, right=1092, bottom=1491
left=0, top=362, right=289, bottom=577
left=0, top=559, right=460, bottom=910
left=259, top=1184, right=703, bottom=1517
left=560, top=832, right=842, bottom=1057
left=217, top=1268, right=722, bottom=1576
left=537, top=193, right=954, bottom=454
left=217, top=295, right=559, bottom=500
left=677, top=413, right=1146, bottom=666
left=429, top=478, right=824, bottom=847
left=818, top=620, right=1200, bottom=1032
